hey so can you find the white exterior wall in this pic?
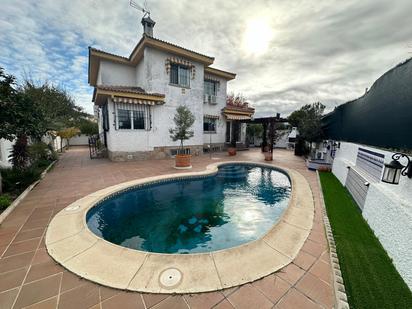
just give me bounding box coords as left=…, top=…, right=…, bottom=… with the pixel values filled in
left=100, top=47, right=230, bottom=154
left=68, top=134, right=89, bottom=146
left=0, top=139, right=14, bottom=168
left=203, top=75, right=227, bottom=145
left=99, top=60, right=136, bottom=86
left=332, top=142, right=412, bottom=288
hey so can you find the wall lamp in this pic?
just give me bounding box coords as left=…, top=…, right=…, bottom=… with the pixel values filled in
left=381, top=153, right=412, bottom=185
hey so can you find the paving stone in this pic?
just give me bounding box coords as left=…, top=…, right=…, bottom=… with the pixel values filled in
left=253, top=274, right=291, bottom=304
left=296, top=272, right=334, bottom=308
left=184, top=291, right=224, bottom=309
left=0, top=267, right=28, bottom=293
left=101, top=292, right=145, bottom=309
left=228, top=284, right=273, bottom=309
left=14, top=273, right=61, bottom=308
left=275, top=288, right=321, bottom=309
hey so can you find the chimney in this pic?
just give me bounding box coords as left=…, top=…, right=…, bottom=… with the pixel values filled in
left=141, top=15, right=155, bottom=37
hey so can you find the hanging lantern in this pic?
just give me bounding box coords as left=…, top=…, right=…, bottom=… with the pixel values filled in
left=381, top=153, right=411, bottom=185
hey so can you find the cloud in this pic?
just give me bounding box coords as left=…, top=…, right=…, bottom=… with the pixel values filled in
left=1, top=0, right=411, bottom=116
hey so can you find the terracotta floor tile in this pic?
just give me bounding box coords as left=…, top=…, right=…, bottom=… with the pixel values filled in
left=228, top=284, right=273, bottom=309
left=252, top=274, right=291, bottom=304
left=0, top=251, right=35, bottom=274
left=101, top=292, right=144, bottom=309
left=309, top=260, right=332, bottom=284
left=0, top=267, right=28, bottom=293
left=31, top=248, right=53, bottom=265
left=13, top=228, right=45, bottom=243
left=3, top=238, right=41, bottom=257
left=276, top=263, right=305, bottom=285
left=0, top=287, right=19, bottom=309
left=99, top=286, right=120, bottom=301
left=221, top=286, right=239, bottom=297
left=184, top=291, right=224, bottom=308
left=296, top=273, right=334, bottom=308
left=275, top=288, right=321, bottom=309
left=293, top=251, right=317, bottom=271
left=58, top=282, right=99, bottom=309
left=213, top=299, right=234, bottom=308
left=21, top=219, right=50, bottom=232
left=25, top=260, right=63, bottom=284
left=151, top=296, right=187, bottom=309
left=14, top=273, right=61, bottom=309
left=301, top=239, right=325, bottom=258
left=142, top=294, right=169, bottom=308
left=24, top=296, right=58, bottom=309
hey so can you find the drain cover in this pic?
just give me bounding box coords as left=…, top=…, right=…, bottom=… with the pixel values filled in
left=159, top=268, right=182, bottom=288
left=65, top=205, right=80, bottom=211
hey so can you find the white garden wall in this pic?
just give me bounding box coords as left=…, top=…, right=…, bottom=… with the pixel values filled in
left=68, top=134, right=89, bottom=146
left=332, top=142, right=412, bottom=288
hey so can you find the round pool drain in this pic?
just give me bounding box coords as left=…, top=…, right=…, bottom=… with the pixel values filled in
left=65, top=205, right=80, bottom=211
left=159, top=268, right=182, bottom=288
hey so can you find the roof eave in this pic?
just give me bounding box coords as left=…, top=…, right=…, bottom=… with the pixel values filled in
left=205, top=67, right=236, bottom=80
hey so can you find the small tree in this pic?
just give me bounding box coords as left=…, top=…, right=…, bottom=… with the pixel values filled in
left=288, top=102, right=325, bottom=156
left=169, top=106, right=195, bottom=154
left=57, top=127, right=80, bottom=151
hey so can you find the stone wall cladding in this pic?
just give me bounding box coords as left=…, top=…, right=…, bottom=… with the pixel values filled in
left=317, top=171, right=350, bottom=309
left=108, top=145, right=204, bottom=161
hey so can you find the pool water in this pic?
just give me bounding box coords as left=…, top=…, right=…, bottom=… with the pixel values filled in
left=86, top=164, right=291, bottom=254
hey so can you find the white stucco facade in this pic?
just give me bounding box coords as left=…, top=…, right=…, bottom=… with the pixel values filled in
left=93, top=36, right=248, bottom=160
left=332, top=142, right=412, bottom=289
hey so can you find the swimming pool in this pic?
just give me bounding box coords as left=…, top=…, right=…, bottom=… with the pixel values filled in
left=86, top=164, right=291, bottom=254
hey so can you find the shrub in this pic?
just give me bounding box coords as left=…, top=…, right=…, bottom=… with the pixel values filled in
left=0, top=194, right=12, bottom=210
left=0, top=167, right=42, bottom=195
left=29, top=142, right=57, bottom=162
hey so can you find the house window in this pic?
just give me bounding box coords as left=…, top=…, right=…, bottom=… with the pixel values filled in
left=204, top=117, right=217, bottom=133
left=115, top=103, right=151, bottom=130
left=170, top=64, right=190, bottom=87
left=204, top=80, right=218, bottom=96
left=118, top=109, right=132, bottom=129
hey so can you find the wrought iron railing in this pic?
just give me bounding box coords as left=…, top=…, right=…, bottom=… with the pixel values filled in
left=88, top=133, right=107, bottom=159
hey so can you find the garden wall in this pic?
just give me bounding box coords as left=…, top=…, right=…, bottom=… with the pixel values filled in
left=332, top=142, right=412, bottom=289
left=68, top=134, right=89, bottom=146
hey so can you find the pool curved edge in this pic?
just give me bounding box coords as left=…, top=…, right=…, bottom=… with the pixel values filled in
left=45, top=161, right=314, bottom=294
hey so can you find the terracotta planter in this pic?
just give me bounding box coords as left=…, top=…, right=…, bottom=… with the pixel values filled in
left=228, top=147, right=237, bottom=156
left=175, top=154, right=192, bottom=168
left=264, top=152, right=273, bottom=161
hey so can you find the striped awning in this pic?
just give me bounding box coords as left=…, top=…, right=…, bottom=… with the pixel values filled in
left=225, top=114, right=252, bottom=120
left=204, top=114, right=220, bottom=119
left=113, top=97, right=161, bottom=106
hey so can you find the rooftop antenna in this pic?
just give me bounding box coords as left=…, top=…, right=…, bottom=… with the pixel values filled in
left=129, top=0, right=150, bottom=18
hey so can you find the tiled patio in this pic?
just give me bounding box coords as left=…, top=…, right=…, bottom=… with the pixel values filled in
left=0, top=147, right=334, bottom=309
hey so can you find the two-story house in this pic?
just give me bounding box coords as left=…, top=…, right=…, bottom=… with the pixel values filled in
left=88, top=16, right=254, bottom=161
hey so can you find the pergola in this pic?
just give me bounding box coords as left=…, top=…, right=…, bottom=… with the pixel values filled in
left=242, top=114, right=289, bottom=153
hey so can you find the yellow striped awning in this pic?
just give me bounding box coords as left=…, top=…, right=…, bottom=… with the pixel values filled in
left=113, top=97, right=161, bottom=106
left=225, top=114, right=252, bottom=120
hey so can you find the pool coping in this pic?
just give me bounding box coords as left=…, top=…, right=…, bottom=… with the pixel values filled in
left=45, top=161, right=314, bottom=294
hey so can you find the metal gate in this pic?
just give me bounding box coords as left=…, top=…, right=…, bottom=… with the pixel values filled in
left=88, top=133, right=107, bottom=159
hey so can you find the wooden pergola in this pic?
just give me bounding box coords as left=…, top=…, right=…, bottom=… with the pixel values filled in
left=242, top=114, right=289, bottom=153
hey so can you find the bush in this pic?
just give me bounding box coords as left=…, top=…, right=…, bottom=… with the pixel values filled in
left=0, top=194, right=12, bottom=210
left=0, top=166, right=42, bottom=195
left=29, top=142, right=57, bottom=162
left=9, top=135, right=30, bottom=169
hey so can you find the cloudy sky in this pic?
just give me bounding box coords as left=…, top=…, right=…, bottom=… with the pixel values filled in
left=1, top=0, right=411, bottom=116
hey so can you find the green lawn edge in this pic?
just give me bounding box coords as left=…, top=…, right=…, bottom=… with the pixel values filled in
left=319, top=172, right=412, bottom=309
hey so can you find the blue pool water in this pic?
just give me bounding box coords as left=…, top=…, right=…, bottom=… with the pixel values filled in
left=86, top=164, right=291, bottom=254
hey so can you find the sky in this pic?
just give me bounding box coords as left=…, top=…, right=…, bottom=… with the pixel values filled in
left=1, top=0, right=411, bottom=117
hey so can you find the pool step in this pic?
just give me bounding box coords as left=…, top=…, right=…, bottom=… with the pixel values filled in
left=217, top=165, right=248, bottom=179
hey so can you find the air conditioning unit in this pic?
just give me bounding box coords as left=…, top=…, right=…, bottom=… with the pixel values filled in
left=210, top=95, right=217, bottom=104
left=203, top=94, right=208, bottom=103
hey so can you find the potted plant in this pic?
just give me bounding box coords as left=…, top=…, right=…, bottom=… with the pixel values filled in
left=169, top=106, right=195, bottom=169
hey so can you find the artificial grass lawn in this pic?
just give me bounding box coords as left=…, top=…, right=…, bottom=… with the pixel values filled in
left=319, top=172, right=412, bottom=309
